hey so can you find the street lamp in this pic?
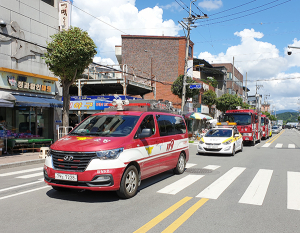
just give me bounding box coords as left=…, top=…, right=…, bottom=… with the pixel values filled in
left=287, top=46, right=300, bottom=55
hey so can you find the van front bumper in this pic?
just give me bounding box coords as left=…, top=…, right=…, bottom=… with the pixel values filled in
left=43, top=165, right=124, bottom=191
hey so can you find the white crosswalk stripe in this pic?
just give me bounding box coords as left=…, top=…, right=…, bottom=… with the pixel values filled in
left=186, top=163, right=197, bottom=168
left=0, top=167, right=42, bottom=177
left=275, top=143, right=283, bottom=148
left=239, top=169, right=273, bottom=205
left=262, top=143, right=271, bottom=148
left=16, top=172, right=43, bottom=179
left=157, top=175, right=204, bottom=195
left=196, top=167, right=246, bottom=199
left=287, top=172, right=300, bottom=210
left=288, top=144, right=296, bottom=148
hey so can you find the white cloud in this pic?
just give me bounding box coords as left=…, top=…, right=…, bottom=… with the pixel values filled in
left=198, top=0, right=223, bottom=11
left=71, top=0, right=180, bottom=64
left=197, top=28, right=300, bottom=111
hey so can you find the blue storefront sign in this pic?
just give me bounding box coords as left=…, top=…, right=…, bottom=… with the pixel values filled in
left=69, top=95, right=140, bottom=111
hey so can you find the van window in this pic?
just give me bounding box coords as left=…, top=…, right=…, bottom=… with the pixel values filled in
left=156, top=115, right=186, bottom=136
left=135, top=114, right=155, bottom=138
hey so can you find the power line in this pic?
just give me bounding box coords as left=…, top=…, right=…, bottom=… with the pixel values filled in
left=210, top=0, right=257, bottom=16
left=199, top=0, right=292, bottom=27
left=71, top=4, right=129, bottom=35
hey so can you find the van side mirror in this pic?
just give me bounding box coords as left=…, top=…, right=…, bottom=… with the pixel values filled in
left=138, top=128, right=152, bottom=138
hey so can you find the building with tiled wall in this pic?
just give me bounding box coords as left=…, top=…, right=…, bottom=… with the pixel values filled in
left=116, top=35, right=194, bottom=108
left=0, top=0, right=63, bottom=142
left=211, top=63, right=244, bottom=97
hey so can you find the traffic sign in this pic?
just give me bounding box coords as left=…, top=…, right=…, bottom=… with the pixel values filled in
left=189, top=84, right=202, bottom=89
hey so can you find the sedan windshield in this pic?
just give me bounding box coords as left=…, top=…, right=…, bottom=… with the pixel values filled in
left=69, top=115, right=139, bottom=137
left=205, top=129, right=232, bottom=137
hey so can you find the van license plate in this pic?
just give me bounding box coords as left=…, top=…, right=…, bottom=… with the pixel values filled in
left=55, top=173, right=77, bottom=181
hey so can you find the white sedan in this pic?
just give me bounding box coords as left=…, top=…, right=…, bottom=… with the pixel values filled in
left=197, top=127, right=243, bottom=156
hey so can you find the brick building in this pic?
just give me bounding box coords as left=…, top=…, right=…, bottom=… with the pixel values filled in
left=115, top=35, right=194, bottom=107
left=211, top=63, right=244, bottom=97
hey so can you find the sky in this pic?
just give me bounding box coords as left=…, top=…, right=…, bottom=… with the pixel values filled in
left=70, top=0, right=300, bottom=112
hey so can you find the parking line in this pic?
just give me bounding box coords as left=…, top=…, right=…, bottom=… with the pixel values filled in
left=133, top=196, right=192, bottom=233
left=161, top=198, right=209, bottom=233
left=0, top=167, right=42, bottom=177
left=16, top=172, right=43, bottom=179
left=0, top=179, right=44, bottom=193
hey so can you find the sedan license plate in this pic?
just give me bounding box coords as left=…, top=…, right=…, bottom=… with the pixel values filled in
left=207, top=145, right=218, bottom=149
left=55, top=173, right=77, bottom=181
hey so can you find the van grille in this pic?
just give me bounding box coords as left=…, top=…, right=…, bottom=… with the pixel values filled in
left=51, top=150, right=97, bottom=172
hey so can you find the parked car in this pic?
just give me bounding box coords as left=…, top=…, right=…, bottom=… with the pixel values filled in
left=272, top=126, right=280, bottom=134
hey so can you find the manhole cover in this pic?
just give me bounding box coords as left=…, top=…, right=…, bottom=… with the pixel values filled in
left=185, top=168, right=213, bottom=174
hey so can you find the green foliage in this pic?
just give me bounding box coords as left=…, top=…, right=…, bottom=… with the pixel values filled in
left=202, top=90, right=217, bottom=106
left=298, top=116, right=300, bottom=122
left=269, top=115, right=277, bottom=121
left=215, top=93, right=244, bottom=113
left=276, top=112, right=299, bottom=122
left=171, top=75, right=199, bottom=99
left=44, top=27, right=97, bottom=84
left=43, top=27, right=97, bottom=126
left=202, top=76, right=218, bottom=88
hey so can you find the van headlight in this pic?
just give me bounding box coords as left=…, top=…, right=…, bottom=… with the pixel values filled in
left=222, top=139, right=232, bottom=145
left=96, top=148, right=124, bottom=160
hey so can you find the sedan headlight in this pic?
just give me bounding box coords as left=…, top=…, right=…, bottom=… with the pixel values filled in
left=96, top=148, right=124, bottom=160
left=199, top=139, right=205, bottom=144
left=222, top=139, right=232, bottom=145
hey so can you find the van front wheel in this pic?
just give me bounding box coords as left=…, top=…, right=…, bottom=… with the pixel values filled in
left=174, top=152, right=186, bottom=174
left=117, top=165, right=138, bottom=199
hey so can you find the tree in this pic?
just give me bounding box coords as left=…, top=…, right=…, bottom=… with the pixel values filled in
left=202, top=90, right=217, bottom=116
left=44, top=27, right=97, bottom=127
left=202, top=76, right=218, bottom=88
left=216, top=93, right=245, bottom=113
left=171, top=75, right=199, bottom=100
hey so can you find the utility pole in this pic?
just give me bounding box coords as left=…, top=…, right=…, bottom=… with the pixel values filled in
left=232, top=57, right=234, bottom=94
left=179, top=0, right=208, bottom=113
left=255, top=82, right=263, bottom=112
left=245, top=72, right=247, bottom=102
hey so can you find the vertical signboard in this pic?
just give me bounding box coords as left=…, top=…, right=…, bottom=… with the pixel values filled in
left=59, top=1, right=71, bottom=31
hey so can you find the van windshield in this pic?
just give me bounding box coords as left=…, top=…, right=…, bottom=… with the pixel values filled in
left=69, top=115, right=139, bottom=137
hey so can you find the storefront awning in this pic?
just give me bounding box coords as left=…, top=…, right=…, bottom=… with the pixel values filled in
left=13, top=95, right=63, bottom=108
left=0, top=99, right=14, bottom=108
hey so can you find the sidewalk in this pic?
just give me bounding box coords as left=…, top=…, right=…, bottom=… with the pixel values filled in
left=0, top=152, right=44, bottom=169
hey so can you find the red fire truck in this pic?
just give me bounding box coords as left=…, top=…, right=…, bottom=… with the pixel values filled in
left=261, top=114, right=271, bottom=139
left=223, top=109, right=261, bottom=146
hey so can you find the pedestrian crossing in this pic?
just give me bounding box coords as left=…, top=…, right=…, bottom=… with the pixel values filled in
left=261, top=143, right=297, bottom=148
left=156, top=163, right=300, bottom=211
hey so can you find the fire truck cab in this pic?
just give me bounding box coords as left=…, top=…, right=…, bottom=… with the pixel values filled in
left=223, top=109, right=261, bottom=146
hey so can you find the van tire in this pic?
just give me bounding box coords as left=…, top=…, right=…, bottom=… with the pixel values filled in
left=117, top=165, right=139, bottom=199
left=174, top=152, right=186, bottom=174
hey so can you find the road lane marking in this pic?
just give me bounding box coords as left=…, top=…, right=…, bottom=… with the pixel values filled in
left=186, top=163, right=197, bottom=168
left=288, top=144, right=296, bottom=148
left=133, top=197, right=192, bottom=233
left=0, top=179, right=44, bottom=193
left=158, top=175, right=204, bottom=195
left=203, top=165, right=220, bottom=170
left=287, top=172, right=300, bottom=210
left=161, top=198, right=209, bottom=233
left=266, top=130, right=285, bottom=144
left=275, top=143, right=283, bottom=148
left=239, top=169, right=273, bottom=205
left=0, top=186, right=48, bottom=200
left=16, top=172, right=43, bottom=179
left=196, top=167, right=246, bottom=199
left=0, top=167, right=42, bottom=177
left=262, top=143, right=271, bottom=148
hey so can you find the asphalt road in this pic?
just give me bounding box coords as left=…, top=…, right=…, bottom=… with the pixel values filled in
left=0, top=129, right=300, bottom=233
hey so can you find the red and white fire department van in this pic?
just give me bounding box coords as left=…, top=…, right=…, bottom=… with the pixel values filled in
left=223, top=109, right=261, bottom=146
left=44, top=99, right=189, bottom=198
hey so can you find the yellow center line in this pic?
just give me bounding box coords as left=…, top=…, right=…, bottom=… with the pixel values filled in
left=133, top=196, right=193, bottom=233
left=267, top=130, right=285, bottom=144
left=161, top=198, right=209, bottom=233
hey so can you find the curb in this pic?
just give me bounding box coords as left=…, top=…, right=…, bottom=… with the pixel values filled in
left=0, top=159, right=45, bottom=170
